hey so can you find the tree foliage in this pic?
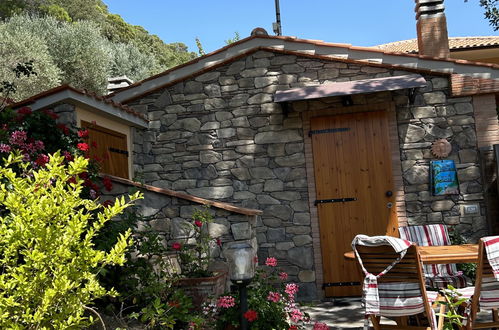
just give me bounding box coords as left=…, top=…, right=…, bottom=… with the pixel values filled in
left=0, top=0, right=197, bottom=98
left=0, top=21, right=61, bottom=100
left=0, top=14, right=182, bottom=99
left=480, top=0, right=499, bottom=30
left=0, top=152, right=142, bottom=328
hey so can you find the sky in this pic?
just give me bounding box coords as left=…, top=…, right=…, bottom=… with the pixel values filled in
left=104, top=1, right=498, bottom=54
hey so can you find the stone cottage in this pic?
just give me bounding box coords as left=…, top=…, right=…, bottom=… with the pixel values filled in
left=12, top=1, right=499, bottom=300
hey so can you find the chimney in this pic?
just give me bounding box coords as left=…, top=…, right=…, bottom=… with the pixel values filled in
left=415, top=0, right=450, bottom=58
left=107, top=76, right=133, bottom=94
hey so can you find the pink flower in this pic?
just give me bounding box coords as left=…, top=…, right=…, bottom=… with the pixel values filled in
left=35, top=154, right=49, bottom=167
left=243, top=309, right=258, bottom=322
left=9, top=130, right=27, bottom=146
left=279, top=272, right=288, bottom=281
left=313, top=322, right=330, bottom=330
left=34, top=140, right=44, bottom=151
left=267, top=291, right=281, bottom=303
left=289, top=308, right=304, bottom=323
left=285, top=283, right=299, bottom=299
left=172, top=242, right=182, bottom=251
left=194, top=220, right=202, bottom=227
left=0, top=144, right=11, bottom=153
left=63, top=151, right=73, bottom=161
left=265, top=257, right=277, bottom=267
left=216, top=295, right=235, bottom=308
left=77, top=143, right=89, bottom=151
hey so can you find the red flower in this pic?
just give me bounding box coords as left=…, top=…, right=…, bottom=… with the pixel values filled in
left=17, top=107, right=32, bottom=115
left=42, top=109, right=58, bottom=120
left=194, top=220, right=202, bottom=227
left=78, top=129, right=89, bottom=138
left=35, top=154, right=49, bottom=167
left=77, top=143, right=89, bottom=151
left=172, top=242, right=182, bottom=251
left=216, top=238, right=222, bottom=247
left=102, top=176, right=113, bottom=191
left=289, top=326, right=298, bottom=330
left=243, top=310, right=258, bottom=322
left=57, top=124, right=69, bottom=135
left=67, top=176, right=77, bottom=185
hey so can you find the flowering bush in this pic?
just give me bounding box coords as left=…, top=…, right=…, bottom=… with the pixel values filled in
left=202, top=257, right=328, bottom=329
left=0, top=106, right=107, bottom=199
left=170, top=206, right=222, bottom=278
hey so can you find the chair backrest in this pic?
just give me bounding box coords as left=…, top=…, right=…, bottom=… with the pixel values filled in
left=399, top=224, right=451, bottom=247
left=355, top=243, right=435, bottom=324
left=470, top=237, right=499, bottom=314
left=399, top=224, right=458, bottom=279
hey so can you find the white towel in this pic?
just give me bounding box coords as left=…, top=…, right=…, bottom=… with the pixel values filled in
left=352, top=235, right=411, bottom=329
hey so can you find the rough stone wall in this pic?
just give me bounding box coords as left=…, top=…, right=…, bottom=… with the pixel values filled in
left=128, top=50, right=490, bottom=299
left=99, top=179, right=258, bottom=271
left=393, top=78, right=487, bottom=241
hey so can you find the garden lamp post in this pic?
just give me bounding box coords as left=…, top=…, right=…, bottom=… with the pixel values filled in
left=226, top=242, right=255, bottom=330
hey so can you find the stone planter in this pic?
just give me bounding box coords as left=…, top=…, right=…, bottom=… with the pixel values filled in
left=176, top=271, right=227, bottom=309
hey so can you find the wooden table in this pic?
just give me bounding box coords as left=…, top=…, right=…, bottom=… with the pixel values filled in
left=344, top=244, right=479, bottom=264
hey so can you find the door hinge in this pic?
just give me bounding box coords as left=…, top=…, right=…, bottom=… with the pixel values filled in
left=314, top=198, right=357, bottom=206
left=308, top=127, right=350, bottom=137
left=109, top=147, right=129, bottom=157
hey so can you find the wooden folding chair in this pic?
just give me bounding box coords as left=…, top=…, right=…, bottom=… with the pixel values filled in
left=399, top=224, right=468, bottom=289
left=457, top=237, right=499, bottom=329
left=355, top=242, right=441, bottom=330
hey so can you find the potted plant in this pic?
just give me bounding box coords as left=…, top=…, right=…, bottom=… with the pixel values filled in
left=170, top=206, right=227, bottom=309
left=201, top=257, right=329, bottom=329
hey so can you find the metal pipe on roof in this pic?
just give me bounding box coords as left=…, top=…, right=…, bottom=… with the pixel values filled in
left=273, top=0, right=282, bottom=36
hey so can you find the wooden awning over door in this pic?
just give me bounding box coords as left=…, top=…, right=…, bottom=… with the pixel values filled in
left=274, top=74, right=427, bottom=103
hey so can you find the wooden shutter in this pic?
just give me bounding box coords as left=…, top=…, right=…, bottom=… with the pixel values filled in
left=81, top=121, right=129, bottom=178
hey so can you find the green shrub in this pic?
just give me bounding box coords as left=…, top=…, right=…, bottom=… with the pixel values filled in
left=0, top=152, right=142, bottom=328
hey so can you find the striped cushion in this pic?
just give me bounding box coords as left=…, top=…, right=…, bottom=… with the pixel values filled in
left=456, top=277, right=499, bottom=309
left=399, top=225, right=467, bottom=289
left=479, top=277, right=499, bottom=309
left=377, top=282, right=436, bottom=317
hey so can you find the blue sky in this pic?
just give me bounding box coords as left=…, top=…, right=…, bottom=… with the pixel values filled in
left=104, top=1, right=498, bottom=54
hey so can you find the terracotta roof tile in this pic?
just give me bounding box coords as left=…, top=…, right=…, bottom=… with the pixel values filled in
left=11, top=85, right=147, bottom=121
left=375, top=36, right=499, bottom=53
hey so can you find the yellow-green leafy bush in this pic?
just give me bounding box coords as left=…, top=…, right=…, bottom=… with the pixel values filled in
left=0, top=152, right=141, bottom=328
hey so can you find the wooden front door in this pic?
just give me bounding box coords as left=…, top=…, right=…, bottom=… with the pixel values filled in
left=81, top=121, right=129, bottom=179
left=310, top=110, right=398, bottom=297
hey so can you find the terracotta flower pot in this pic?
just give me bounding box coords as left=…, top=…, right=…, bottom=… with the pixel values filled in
left=175, top=271, right=227, bottom=309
